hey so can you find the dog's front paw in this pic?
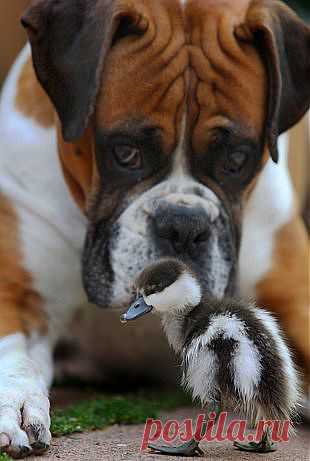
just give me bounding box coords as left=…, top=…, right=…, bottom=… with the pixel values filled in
left=0, top=362, right=51, bottom=458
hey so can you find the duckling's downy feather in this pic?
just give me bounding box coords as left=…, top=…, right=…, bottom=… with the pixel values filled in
left=180, top=299, right=299, bottom=420
left=183, top=313, right=262, bottom=405
left=161, top=296, right=300, bottom=421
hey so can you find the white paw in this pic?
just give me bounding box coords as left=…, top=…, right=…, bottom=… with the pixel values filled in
left=0, top=378, right=51, bottom=458
left=0, top=351, right=51, bottom=458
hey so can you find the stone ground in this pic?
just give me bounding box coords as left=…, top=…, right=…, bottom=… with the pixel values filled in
left=27, top=422, right=310, bottom=461
left=27, top=392, right=310, bottom=461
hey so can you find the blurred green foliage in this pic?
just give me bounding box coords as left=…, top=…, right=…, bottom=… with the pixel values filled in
left=0, top=455, right=10, bottom=461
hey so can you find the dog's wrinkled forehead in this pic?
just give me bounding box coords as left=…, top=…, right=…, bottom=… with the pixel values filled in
left=96, top=0, right=267, bottom=155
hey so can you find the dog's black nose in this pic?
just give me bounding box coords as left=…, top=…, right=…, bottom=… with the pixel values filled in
left=153, top=204, right=210, bottom=256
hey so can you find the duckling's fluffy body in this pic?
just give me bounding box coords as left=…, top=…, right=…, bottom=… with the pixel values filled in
left=173, top=298, right=299, bottom=421
left=134, top=259, right=300, bottom=423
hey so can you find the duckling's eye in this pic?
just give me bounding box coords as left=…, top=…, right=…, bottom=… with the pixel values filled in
left=113, top=144, right=142, bottom=169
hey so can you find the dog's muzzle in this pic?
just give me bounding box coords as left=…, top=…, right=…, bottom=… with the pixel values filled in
left=153, top=203, right=210, bottom=258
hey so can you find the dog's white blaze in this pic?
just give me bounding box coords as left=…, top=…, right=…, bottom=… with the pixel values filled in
left=239, top=133, right=294, bottom=298
left=171, top=114, right=188, bottom=177
left=144, top=271, right=202, bottom=313
left=254, top=308, right=300, bottom=412
left=0, top=45, right=87, bottom=343
left=169, top=114, right=220, bottom=221
left=185, top=313, right=261, bottom=402
left=0, top=333, right=51, bottom=450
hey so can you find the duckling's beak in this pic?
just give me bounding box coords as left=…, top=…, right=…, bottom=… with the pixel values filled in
left=120, top=297, right=153, bottom=323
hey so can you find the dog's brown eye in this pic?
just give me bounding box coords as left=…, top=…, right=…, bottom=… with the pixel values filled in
left=225, top=151, right=248, bottom=174
left=114, top=145, right=141, bottom=169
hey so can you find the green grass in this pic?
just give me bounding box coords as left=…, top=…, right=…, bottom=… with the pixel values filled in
left=51, top=396, right=157, bottom=436
left=51, top=390, right=190, bottom=437
left=0, top=455, right=11, bottom=461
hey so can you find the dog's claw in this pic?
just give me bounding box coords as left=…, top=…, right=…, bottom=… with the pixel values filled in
left=25, top=422, right=51, bottom=455
left=31, top=441, right=50, bottom=454
left=5, top=445, right=32, bottom=460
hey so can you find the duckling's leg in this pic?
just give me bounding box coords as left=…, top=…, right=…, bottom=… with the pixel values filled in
left=148, top=405, right=221, bottom=457
left=234, top=428, right=277, bottom=453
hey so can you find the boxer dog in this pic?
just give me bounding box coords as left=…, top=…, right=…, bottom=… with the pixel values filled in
left=0, top=0, right=309, bottom=457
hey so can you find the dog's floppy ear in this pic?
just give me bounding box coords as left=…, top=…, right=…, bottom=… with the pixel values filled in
left=21, top=0, right=147, bottom=142
left=236, top=0, right=310, bottom=162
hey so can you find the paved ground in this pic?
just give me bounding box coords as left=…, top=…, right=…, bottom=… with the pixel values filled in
left=28, top=406, right=310, bottom=461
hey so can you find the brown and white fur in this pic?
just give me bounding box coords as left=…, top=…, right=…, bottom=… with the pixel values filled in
left=0, top=0, right=309, bottom=457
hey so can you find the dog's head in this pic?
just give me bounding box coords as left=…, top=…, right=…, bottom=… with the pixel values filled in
left=23, top=0, right=310, bottom=307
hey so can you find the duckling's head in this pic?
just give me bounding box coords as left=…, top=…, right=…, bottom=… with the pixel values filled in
left=121, top=258, right=202, bottom=322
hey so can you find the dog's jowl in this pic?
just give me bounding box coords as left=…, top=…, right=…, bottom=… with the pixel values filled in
left=0, top=0, right=309, bottom=457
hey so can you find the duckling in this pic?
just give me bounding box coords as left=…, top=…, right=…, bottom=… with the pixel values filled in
left=121, top=258, right=300, bottom=456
